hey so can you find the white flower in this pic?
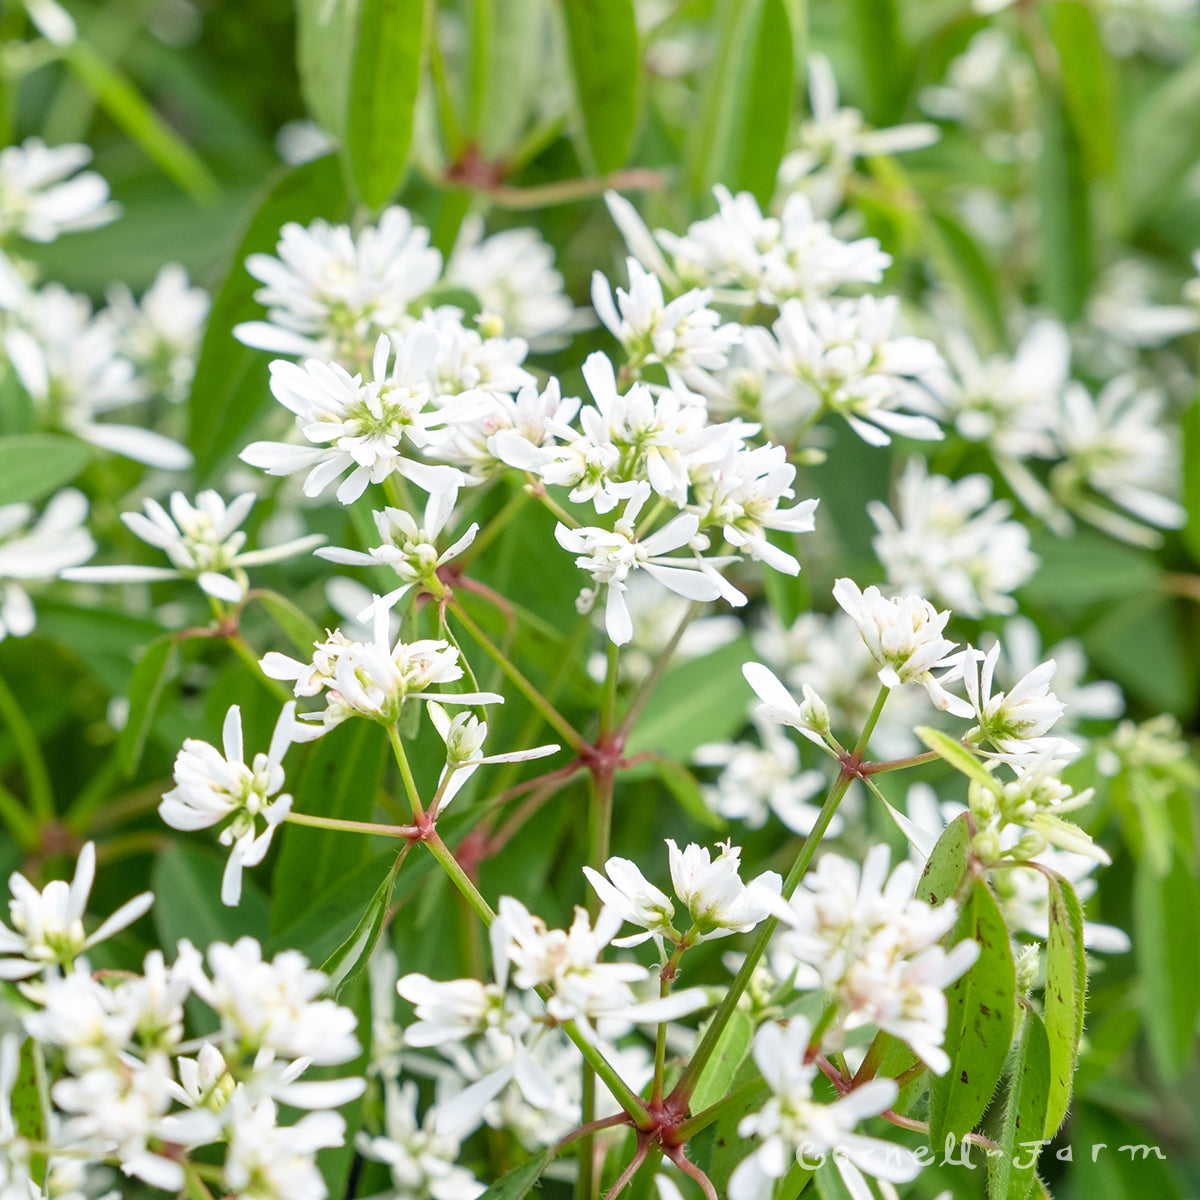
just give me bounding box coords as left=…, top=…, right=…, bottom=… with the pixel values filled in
left=693, top=442, right=819, bottom=575
left=0, top=488, right=94, bottom=640
left=741, top=662, right=833, bottom=749
left=774, top=845, right=979, bottom=1073
left=1051, top=377, right=1185, bottom=545
left=666, top=839, right=781, bottom=940
left=492, top=897, right=648, bottom=1025
left=356, top=1078, right=485, bottom=1200
left=832, top=578, right=972, bottom=716
left=241, top=329, right=478, bottom=505
left=63, top=490, right=324, bottom=603
left=555, top=483, right=724, bottom=646
left=868, top=457, right=1037, bottom=617
left=423, top=304, right=534, bottom=398
left=729, top=1017, right=922, bottom=1200
left=4, top=284, right=192, bottom=469
left=234, top=207, right=442, bottom=361
left=426, top=701, right=558, bottom=811
left=261, top=594, right=502, bottom=735
left=694, top=718, right=829, bottom=834
left=190, top=938, right=362, bottom=1066
left=591, top=258, right=740, bottom=382
left=160, top=703, right=298, bottom=906
left=316, top=489, right=477, bottom=605
left=930, top=318, right=1067, bottom=459
left=445, top=214, right=573, bottom=345
left=747, top=296, right=944, bottom=446
left=223, top=1094, right=346, bottom=1200
left=0, top=138, right=118, bottom=243
left=951, top=642, right=1071, bottom=763
left=0, top=843, right=152, bottom=980
left=583, top=857, right=676, bottom=947
left=779, top=54, right=939, bottom=216
left=656, top=186, right=891, bottom=303
left=104, top=263, right=210, bottom=404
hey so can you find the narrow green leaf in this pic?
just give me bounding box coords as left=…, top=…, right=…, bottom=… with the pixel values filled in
left=924, top=207, right=1006, bottom=350
left=688, top=0, right=794, bottom=205
left=477, top=1145, right=557, bottom=1199
left=295, top=0, right=362, bottom=144
left=320, top=859, right=399, bottom=994
left=915, top=812, right=972, bottom=908
left=478, top=0, right=547, bottom=160
left=929, top=877, right=1016, bottom=1147
left=1043, top=1, right=1118, bottom=179
left=1037, top=79, right=1091, bottom=321
left=988, top=1011, right=1051, bottom=1200
left=188, top=155, right=345, bottom=479
left=1044, top=872, right=1086, bottom=1135
left=117, top=635, right=177, bottom=777
left=0, top=436, right=94, bottom=506
left=254, top=589, right=323, bottom=655
left=1134, top=851, right=1200, bottom=1081
left=560, top=0, right=639, bottom=174
left=1183, top=397, right=1200, bottom=565
left=271, top=722, right=390, bottom=935
left=648, top=757, right=725, bottom=832
left=13, top=1039, right=46, bottom=1187
left=151, top=843, right=270, bottom=952
left=915, top=726, right=995, bottom=790
left=64, top=42, right=217, bottom=202
left=624, top=637, right=754, bottom=762
left=347, top=0, right=425, bottom=208
left=848, top=0, right=906, bottom=124
left=1126, top=49, right=1200, bottom=224
left=691, top=1010, right=755, bottom=1114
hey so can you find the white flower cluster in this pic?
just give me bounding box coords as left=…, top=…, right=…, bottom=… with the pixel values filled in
left=0, top=848, right=362, bottom=1200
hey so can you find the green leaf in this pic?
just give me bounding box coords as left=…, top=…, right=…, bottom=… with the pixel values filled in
left=347, top=0, right=425, bottom=208
left=117, top=635, right=177, bottom=777
left=188, top=155, right=345, bottom=479
left=690, top=1010, right=755, bottom=1114
left=1043, top=1, right=1118, bottom=180
left=296, top=0, right=362, bottom=144
left=1134, top=851, right=1200, bottom=1081
left=478, top=0, right=548, bottom=160
left=1183, top=397, right=1200, bottom=565
left=0, top=436, right=95, bottom=506
left=924, top=207, right=1006, bottom=350
left=848, top=0, right=906, bottom=124
left=1068, top=1105, right=1180, bottom=1200
left=988, top=1011, right=1051, bottom=1200
left=929, top=877, right=1016, bottom=1147
left=689, top=1080, right=770, bottom=1198
left=915, top=726, right=995, bottom=790
left=1044, top=872, right=1086, bottom=1135
left=1127, top=51, right=1200, bottom=224
left=320, top=858, right=399, bottom=994
left=624, top=637, right=754, bottom=762
left=477, top=1145, right=556, bottom=1199
left=64, top=42, right=217, bottom=203
left=646, top=757, right=725, bottom=832
left=12, top=1039, right=46, bottom=1187
left=915, top=812, right=972, bottom=908
left=1037, top=78, right=1091, bottom=321
left=152, top=843, right=270, bottom=952
left=271, top=722, right=390, bottom=935
left=687, top=0, right=794, bottom=205
left=1021, top=531, right=1162, bottom=608
left=254, top=589, right=323, bottom=655
left=560, top=0, right=639, bottom=174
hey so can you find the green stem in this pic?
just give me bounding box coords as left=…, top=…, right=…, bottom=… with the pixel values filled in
left=653, top=935, right=693, bottom=1102
left=578, top=1069, right=598, bottom=1200
left=851, top=684, right=891, bottom=762
left=600, top=641, right=620, bottom=739
left=387, top=725, right=426, bottom=821
left=860, top=748, right=940, bottom=776
left=422, top=828, right=494, bottom=925
left=0, top=665, right=54, bottom=822
left=449, top=599, right=589, bottom=754
left=616, top=603, right=699, bottom=741
left=0, top=778, right=36, bottom=846
left=285, top=811, right=411, bottom=838
left=668, top=761, right=860, bottom=1108
left=527, top=480, right=582, bottom=529
left=850, top=1031, right=889, bottom=1087
left=458, top=487, right=530, bottom=569
left=672, top=1078, right=768, bottom=1143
